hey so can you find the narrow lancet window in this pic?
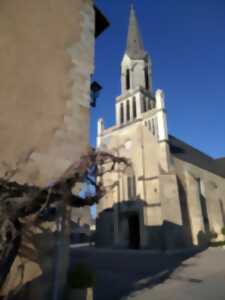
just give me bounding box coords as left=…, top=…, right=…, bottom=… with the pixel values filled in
left=133, top=176, right=136, bottom=197
left=197, top=179, right=210, bottom=232
left=126, top=100, right=130, bottom=121
left=142, top=96, right=147, bottom=113
left=128, top=176, right=132, bottom=199
left=120, top=102, right=124, bottom=124
left=127, top=176, right=136, bottom=199
left=152, top=119, right=155, bottom=135
left=148, top=98, right=151, bottom=110
left=133, top=97, right=137, bottom=119
left=126, top=69, right=130, bottom=90
left=145, top=66, right=149, bottom=90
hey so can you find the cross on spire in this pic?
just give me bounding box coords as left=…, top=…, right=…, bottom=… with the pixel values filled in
left=126, top=4, right=146, bottom=59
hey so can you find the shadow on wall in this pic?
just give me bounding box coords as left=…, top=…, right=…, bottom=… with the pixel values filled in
left=4, top=230, right=59, bottom=300
left=177, top=178, right=193, bottom=247
left=96, top=199, right=201, bottom=251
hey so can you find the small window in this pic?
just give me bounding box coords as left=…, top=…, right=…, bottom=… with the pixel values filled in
left=152, top=119, right=155, bottom=135
left=120, top=102, right=124, bottom=124
left=145, top=66, right=149, bottom=90
left=148, top=98, right=151, bottom=110
left=133, top=97, right=137, bottom=119
left=126, top=100, right=130, bottom=121
left=142, top=96, right=147, bottom=113
left=126, top=69, right=130, bottom=90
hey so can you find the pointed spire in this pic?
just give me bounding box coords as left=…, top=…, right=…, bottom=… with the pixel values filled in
left=126, top=5, right=146, bottom=59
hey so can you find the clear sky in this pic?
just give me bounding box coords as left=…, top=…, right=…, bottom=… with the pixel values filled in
left=91, top=0, right=225, bottom=159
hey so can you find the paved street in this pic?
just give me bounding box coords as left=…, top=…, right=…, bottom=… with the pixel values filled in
left=70, top=246, right=225, bottom=300
left=125, top=247, right=225, bottom=300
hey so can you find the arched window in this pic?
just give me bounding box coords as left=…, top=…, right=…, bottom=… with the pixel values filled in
left=133, top=97, right=137, bottom=119
left=126, top=100, right=130, bottom=121
left=145, top=66, right=149, bottom=90
left=142, top=96, right=147, bottom=113
left=126, top=69, right=130, bottom=90
left=120, top=102, right=124, bottom=124
left=127, top=175, right=136, bottom=199
left=148, top=98, right=151, bottom=110
left=197, top=179, right=210, bottom=232
left=152, top=119, right=155, bottom=135
left=155, top=117, right=159, bottom=139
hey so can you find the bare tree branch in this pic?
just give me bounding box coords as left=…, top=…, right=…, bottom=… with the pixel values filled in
left=0, top=148, right=129, bottom=295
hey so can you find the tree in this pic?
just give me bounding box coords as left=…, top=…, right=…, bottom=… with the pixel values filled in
left=0, top=147, right=129, bottom=299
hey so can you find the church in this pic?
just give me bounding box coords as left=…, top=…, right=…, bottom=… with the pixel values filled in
left=96, top=6, right=225, bottom=250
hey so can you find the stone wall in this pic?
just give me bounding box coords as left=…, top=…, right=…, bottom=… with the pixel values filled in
left=96, top=120, right=166, bottom=248
left=0, top=0, right=95, bottom=186
left=173, top=156, right=225, bottom=245
left=97, top=117, right=225, bottom=250
left=159, top=173, right=186, bottom=249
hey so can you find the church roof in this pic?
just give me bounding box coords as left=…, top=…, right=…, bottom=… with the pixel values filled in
left=169, top=135, right=225, bottom=179
left=126, top=5, right=147, bottom=60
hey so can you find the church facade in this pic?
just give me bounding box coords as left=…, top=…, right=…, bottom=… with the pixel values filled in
left=96, top=6, right=225, bottom=250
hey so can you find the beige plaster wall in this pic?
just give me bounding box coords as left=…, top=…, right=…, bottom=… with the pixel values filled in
left=97, top=122, right=162, bottom=214
left=0, top=0, right=94, bottom=186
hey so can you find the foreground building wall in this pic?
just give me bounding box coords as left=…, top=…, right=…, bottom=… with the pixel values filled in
left=0, top=1, right=109, bottom=298
left=0, top=0, right=95, bottom=187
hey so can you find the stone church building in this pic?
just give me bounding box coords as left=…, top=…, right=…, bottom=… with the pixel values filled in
left=96, top=6, right=225, bottom=250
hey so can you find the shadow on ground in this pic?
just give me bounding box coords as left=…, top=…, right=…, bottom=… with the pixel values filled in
left=70, top=246, right=204, bottom=300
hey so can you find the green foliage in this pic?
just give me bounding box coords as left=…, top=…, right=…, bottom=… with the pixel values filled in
left=68, top=263, right=96, bottom=289
left=221, top=227, right=225, bottom=236
left=210, top=241, right=225, bottom=247
left=208, top=231, right=218, bottom=240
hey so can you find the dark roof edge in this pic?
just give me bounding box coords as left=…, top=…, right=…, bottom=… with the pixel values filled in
left=169, top=135, right=225, bottom=179
left=169, top=134, right=213, bottom=159
left=94, top=5, right=110, bottom=38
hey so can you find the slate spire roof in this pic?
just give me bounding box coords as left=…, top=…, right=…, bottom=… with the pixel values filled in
left=126, top=5, right=146, bottom=59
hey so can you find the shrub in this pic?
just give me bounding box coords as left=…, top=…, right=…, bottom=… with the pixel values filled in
left=221, top=227, right=225, bottom=236
left=210, top=241, right=225, bottom=247
left=208, top=231, right=218, bottom=240
left=68, top=263, right=96, bottom=289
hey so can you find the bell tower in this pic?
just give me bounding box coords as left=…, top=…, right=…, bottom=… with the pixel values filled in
left=97, top=4, right=170, bottom=172
left=116, top=5, right=154, bottom=126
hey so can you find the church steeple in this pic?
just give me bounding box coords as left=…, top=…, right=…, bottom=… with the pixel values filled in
left=120, top=5, right=152, bottom=95
left=126, top=5, right=146, bottom=60
left=115, top=5, right=155, bottom=127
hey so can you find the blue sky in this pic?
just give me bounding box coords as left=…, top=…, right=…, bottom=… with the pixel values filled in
left=91, top=0, right=225, bottom=158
